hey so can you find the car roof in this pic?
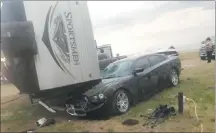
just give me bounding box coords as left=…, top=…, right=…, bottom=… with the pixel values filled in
left=157, top=48, right=177, bottom=52
left=114, top=53, right=164, bottom=63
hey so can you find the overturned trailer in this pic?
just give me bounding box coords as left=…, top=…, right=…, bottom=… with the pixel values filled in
left=1, top=0, right=101, bottom=113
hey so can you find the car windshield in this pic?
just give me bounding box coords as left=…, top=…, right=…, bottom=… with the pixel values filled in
left=101, top=60, right=133, bottom=79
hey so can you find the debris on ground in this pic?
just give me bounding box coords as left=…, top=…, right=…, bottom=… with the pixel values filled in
left=36, top=117, right=55, bottom=127
left=210, top=118, right=215, bottom=122
left=20, top=117, right=56, bottom=132
left=122, top=119, right=139, bottom=126
left=20, top=129, right=36, bottom=133
left=141, top=104, right=176, bottom=128
left=207, top=86, right=214, bottom=90
left=26, top=130, right=35, bottom=133
left=148, top=108, right=153, bottom=111
left=186, top=77, right=191, bottom=80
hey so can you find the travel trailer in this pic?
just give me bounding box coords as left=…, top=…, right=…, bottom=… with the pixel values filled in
left=1, top=0, right=101, bottom=111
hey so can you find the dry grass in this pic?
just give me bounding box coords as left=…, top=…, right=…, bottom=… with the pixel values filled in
left=179, top=51, right=199, bottom=60
left=1, top=51, right=215, bottom=132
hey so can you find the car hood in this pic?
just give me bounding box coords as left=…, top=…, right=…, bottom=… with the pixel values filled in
left=83, top=76, right=129, bottom=96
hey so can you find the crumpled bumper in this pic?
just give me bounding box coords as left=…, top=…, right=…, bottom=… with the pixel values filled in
left=66, top=100, right=107, bottom=116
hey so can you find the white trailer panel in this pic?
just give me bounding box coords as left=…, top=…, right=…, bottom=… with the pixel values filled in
left=23, top=1, right=100, bottom=90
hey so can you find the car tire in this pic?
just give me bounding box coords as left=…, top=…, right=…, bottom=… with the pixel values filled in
left=111, top=89, right=130, bottom=115
left=169, top=69, right=179, bottom=87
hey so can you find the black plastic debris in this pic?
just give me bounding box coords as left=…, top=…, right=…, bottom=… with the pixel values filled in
left=122, top=119, right=139, bottom=126
left=35, top=117, right=55, bottom=127
left=141, top=104, right=176, bottom=128
left=207, top=86, right=214, bottom=90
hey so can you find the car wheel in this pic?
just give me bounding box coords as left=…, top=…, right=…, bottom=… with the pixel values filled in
left=112, top=90, right=130, bottom=114
left=169, top=69, right=179, bottom=87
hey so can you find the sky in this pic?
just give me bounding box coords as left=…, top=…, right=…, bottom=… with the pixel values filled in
left=87, top=1, right=215, bottom=56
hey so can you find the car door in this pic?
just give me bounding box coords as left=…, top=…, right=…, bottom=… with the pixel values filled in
left=147, top=55, right=168, bottom=89
left=133, top=57, right=152, bottom=98
left=157, top=55, right=171, bottom=79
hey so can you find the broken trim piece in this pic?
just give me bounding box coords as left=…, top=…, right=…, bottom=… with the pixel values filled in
left=38, top=100, right=56, bottom=113
left=66, top=104, right=86, bottom=117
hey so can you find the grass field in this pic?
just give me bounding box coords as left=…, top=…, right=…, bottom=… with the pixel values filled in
left=1, top=51, right=215, bottom=132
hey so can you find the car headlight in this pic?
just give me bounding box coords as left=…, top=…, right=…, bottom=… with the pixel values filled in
left=93, top=95, right=98, bottom=100
left=90, top=93, right=106, bottom=103
left=98, top=93, right=105, bottom=99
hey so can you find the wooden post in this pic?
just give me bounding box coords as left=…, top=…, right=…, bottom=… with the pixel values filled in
left=178, top=92, right=184, bottom=114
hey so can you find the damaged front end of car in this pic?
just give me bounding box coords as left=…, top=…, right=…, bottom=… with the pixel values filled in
left=65, top=93, right=108, bottom=116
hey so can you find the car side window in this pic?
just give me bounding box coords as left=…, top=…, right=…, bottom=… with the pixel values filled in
left=135, top=57, right=150, bottom=69
left=148, top=55, right=165, bottom=66
left=167, top=51, right=177, bottom=55
left=158, top=55, right=167, bottom=61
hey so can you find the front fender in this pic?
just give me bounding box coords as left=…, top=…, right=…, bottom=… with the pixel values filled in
left=103, top=82, right=123, bottom=98
left=104, top=77, right=138, bottom=98
left=104, top=79, right=137, bottom=102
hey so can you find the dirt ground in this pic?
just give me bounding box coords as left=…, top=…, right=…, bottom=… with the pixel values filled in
left=1, top=53, right=215, bottom=132
left=1, top=84, right=20, bottom=98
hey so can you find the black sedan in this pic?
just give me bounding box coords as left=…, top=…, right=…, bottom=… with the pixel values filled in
left=67, top=53, right=181, bottom=116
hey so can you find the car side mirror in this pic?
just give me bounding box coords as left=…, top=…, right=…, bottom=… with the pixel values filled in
left=133, top=68, right=144, bottom=76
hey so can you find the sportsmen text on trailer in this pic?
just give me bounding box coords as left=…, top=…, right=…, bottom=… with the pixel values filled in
left=65, top=12, right=80, bottom=65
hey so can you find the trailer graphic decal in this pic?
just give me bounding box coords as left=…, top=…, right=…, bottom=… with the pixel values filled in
left=42, top=2, right=76, bottom=79
left=52, top=15, right=70, bottom=63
